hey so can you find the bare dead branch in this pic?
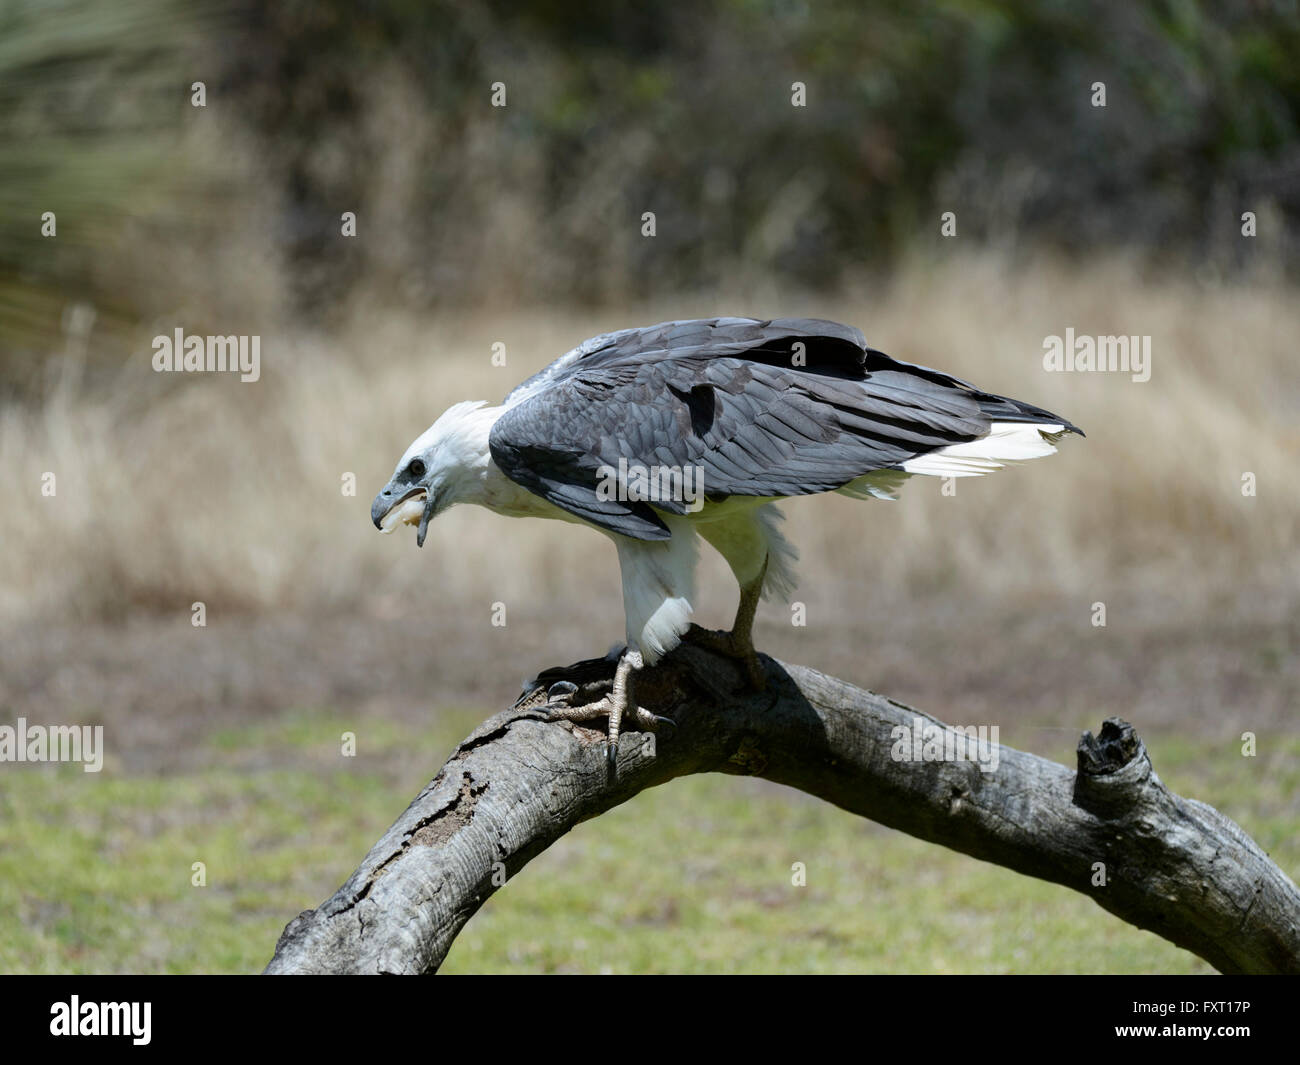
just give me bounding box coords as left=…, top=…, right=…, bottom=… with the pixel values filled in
left=265, top=646, right=1300, bottom=974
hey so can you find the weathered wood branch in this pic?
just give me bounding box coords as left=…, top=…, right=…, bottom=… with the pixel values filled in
left=265, top=646, right=1300, bottom=974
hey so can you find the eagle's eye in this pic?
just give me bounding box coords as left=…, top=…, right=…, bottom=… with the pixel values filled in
left=407, top=459, right=426, bottom=479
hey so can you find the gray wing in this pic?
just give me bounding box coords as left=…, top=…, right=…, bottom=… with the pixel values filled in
left=489, top=317, right=1079, bottom=540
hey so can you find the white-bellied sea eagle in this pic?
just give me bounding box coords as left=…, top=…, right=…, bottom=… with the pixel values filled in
left=371, top=317, right=1081, bottom=767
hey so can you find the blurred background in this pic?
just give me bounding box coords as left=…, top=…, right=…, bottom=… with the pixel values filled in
left=0, top=0, right=1296, bottom=973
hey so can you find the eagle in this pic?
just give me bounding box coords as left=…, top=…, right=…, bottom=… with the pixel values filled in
left=372, top=317, right=1081, bottom=767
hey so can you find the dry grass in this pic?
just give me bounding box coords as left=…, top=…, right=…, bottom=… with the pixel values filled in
left=2, top=251, right=1296, bottom=632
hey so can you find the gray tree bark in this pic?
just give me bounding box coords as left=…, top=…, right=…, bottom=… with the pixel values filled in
left=265, top=645, right=1300, bottom=974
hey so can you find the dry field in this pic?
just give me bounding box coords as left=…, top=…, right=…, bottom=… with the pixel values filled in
left=2, top=252, right=1295, bottom=699
left=3, top=252, right=1297, bottom=739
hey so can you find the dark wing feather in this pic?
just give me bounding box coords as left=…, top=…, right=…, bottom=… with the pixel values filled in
left=489, top=318, right=1079, bottom=540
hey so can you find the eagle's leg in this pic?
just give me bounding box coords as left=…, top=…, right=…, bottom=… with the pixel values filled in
left=684, top=555, right=768, bottom=691
left=542, top=649, right=672, bottom=769
left=603, top=648, right=641, bottom=769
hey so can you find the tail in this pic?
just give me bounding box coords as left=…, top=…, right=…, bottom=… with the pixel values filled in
left=900, top=413, right=1080, bottom=478
left=837, top=384, right=1082, bottom=488
left=882, top=359, right=1083, bottom=478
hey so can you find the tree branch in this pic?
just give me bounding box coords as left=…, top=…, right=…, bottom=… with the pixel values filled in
left=264, top=647, right=1300, bottom=974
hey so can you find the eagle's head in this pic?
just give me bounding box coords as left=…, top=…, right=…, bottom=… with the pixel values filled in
left=371, top=400, right=493, bottom=546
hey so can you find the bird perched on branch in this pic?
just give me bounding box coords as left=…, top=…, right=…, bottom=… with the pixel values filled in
left=372, top=317, right=1081, bottom=768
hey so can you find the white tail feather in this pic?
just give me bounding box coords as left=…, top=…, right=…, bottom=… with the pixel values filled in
left=901, top=422, right=1065, bottom=478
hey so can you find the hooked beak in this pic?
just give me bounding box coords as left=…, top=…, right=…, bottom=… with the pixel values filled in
left=371, top=482, right=439, bottom=546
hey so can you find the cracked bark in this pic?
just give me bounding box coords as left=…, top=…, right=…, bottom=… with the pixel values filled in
left=264, top=645, right=1300, bottom=974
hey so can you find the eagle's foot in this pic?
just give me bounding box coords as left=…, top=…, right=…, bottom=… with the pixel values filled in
left=682, top=624, right=767, bottom=692
left=541, top=650, right=672, bottom=772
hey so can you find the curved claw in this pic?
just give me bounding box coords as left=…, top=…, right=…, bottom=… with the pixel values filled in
left=650, top=714, right=678, bottom=740
left=606, top=740, right=618, bottom=772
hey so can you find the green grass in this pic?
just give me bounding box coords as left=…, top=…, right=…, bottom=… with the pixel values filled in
left=1, top=709, right=1295, bottom=974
